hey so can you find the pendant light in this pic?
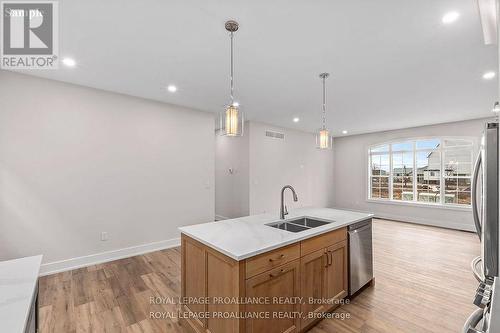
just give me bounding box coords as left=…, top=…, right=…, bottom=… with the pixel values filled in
left=316, top=73, right=333, bottom=149
left=218, top=20, right=244, bottom=136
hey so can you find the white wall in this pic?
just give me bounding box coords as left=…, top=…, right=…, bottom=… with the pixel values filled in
left=333, top=118, right=489, bottom=231
left=0, top=71, right=215, bottom=272
left=215, top=129, right=249, bottom=219
left=1, top=69, right=485, bottom=276
left=248, top=121, right=334, bottom=215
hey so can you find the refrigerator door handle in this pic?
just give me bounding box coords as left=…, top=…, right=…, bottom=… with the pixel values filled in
left=471, top=152, right=482, bottom=240
left=462, top=308, right=484, bottom=333
left=471, top=256, right=485, bottom=283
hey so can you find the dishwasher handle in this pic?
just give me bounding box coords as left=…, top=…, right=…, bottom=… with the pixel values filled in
left=349, top=224, right=372, bottom=234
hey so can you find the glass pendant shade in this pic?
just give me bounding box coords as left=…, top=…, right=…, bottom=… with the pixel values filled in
left=219, top=105, right=244, bottom=136
left=316, top=128, right=332, bottom=149
left=316, top=72, right=332, bottom=149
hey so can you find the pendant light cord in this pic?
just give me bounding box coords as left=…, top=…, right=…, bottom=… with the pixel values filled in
left=322, top=75, right=326, bottom=130
left=230, top=31, right=234, bottom=105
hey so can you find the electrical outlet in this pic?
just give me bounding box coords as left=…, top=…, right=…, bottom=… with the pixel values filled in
left=101, top=232, right=108, bottom=241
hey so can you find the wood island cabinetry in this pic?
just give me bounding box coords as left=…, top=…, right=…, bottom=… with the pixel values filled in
left=181, top=227, right=348, bottom=333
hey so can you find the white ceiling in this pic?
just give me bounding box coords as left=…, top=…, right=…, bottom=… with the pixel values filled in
left=13, top=0, right=498, bottom=136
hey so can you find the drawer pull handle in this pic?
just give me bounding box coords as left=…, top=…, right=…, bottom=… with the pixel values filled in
left=268, top=254, right=285, bottom=262
left=269, top=269, right=285, bottom=278
left=327, top=251, right=332, bottom=266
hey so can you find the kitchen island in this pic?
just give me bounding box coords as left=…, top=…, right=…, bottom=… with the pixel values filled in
left=179, top=208, right=373, bottom=333
left=0, top=255, right=42, bottom=333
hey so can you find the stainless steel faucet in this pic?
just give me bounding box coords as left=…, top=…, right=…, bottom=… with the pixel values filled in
left=280, top=185, right=298, bottom=219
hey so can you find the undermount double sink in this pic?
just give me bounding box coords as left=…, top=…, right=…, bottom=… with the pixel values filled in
left=266, top=217, right=334, bottom=233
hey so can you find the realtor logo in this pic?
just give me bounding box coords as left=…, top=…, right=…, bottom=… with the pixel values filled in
left=1, top=1, right=59, bottom=69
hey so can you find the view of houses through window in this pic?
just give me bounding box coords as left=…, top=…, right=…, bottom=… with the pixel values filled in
left=369, top=138, right=473, bottom=206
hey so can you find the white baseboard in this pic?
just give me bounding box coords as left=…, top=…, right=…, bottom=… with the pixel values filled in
left=215, top=214, right=229, bottom=221
left=39, top=211, right=474, bottom=276
left=39, top=238, right=181, bottom=276
left=330, top=205, right=475, bottom=232
left=373, top=212, right=475, bottom=232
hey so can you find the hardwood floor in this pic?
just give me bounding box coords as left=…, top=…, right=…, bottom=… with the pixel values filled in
left=39, top=219, right=480, bottom=333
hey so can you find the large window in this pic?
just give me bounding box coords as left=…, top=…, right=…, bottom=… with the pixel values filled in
left=368, top=138, right=474, bottom=207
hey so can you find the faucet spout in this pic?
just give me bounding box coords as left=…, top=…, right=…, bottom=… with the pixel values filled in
left=280, top=185, right=298, bottom=220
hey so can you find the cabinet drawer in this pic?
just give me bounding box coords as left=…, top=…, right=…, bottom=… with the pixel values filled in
left=246, top=243, right=300, bottom=279
left=300, top=228, right=346, bottom=256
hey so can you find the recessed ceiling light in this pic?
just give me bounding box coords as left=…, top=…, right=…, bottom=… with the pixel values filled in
left=293, top=117, right=300, bottom=123
left=62, top=57, right=76, bottom=67
left=167, top=85, right=177, bottom=92
left=442, top=11, right=460, bottom=24
left=483, top=71, right=496, bottom=80
left=342, top=130, right=348, bottom=134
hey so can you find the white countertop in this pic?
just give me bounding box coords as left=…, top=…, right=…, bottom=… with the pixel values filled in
left=0, top=255, right=42, bottom=333
left=179, top=208, right=373, bottom=260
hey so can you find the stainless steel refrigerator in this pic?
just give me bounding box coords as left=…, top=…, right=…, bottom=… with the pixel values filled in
left=464, top=121, right=500, bottom=333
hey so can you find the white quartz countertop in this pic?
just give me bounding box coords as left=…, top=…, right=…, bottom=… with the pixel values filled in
left=179, top=208, right=373, bottom=260
left=0, top=255, right=42, bottom=333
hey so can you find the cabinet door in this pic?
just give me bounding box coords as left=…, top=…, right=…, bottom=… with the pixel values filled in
left=325, top=240, right=348, bottom=305
left=246, top=260, right=300, bottom=333
left=300, top=248, right=328, bottom=330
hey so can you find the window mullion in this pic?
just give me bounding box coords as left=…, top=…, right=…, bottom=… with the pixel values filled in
left=413, top=141, right=417, bottom=202
left=368, top=152, right=371, bottom=200
left=440, top=147, right=445, bottom=205
left=389, top=146, right=393, bottom=200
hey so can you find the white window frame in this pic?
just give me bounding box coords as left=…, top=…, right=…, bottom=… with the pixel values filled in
left=367, top=136, right=477, bottom=210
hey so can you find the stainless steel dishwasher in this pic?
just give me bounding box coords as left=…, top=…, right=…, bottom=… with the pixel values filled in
left=348, top=219, right=374, bottom=296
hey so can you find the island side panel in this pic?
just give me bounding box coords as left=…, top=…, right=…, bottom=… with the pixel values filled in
left=181, top=235, right=207, bottom=330
left=181, top=234, right=246, bottom=333
left=206, top=248, right=246, bottom=333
